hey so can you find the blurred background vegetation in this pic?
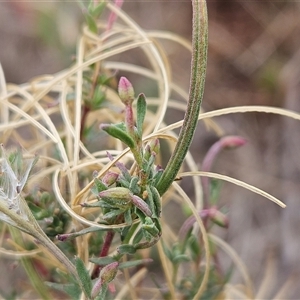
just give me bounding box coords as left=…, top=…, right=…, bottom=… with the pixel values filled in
left=1, top=1, right=300, bottom=298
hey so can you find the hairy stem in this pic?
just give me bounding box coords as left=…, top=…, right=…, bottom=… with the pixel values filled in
left=156, top=0, right=208, bottom=196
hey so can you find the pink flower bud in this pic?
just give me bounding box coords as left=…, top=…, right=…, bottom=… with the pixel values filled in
left=131, top=194, right=152, bottom=217
left=118, top=77, right=134, bottom=105
left=91, top=262, right=119, bottom=298
left=99, top=187, right=132, bottom=201
left=220, top=136, right=247, bottom=149
left=202, top=135, right=246, bottom=206
left=102, top=171, right=119, bottom=186
left=100, top=261, right=119, bottom=284
left=106, top=0, right=124, bottom=32
left=99, top=188, right=133, bottom=209
left=208, top=206, right=229, bottom=228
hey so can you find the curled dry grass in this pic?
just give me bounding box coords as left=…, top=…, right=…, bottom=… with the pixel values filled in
left=0, top=2, right=297, bottom=299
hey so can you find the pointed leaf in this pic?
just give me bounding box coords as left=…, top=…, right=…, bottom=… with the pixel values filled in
left=45, top=282, right=81, bottom=300
left=173, top=254, right=190, bottom=264
left=90, top=2, right=106, bottom=18
left=90, top=85, right=105, bottom=110
left=85, top=14, right=98, bottom=34
left=89, top=256, right=116, bottom=265
left=132, top=228, right=143, bottom=244
left=57, top=226, right=105, bottom=241
left=136, top=93, right=147, bottom=138
left=161, top=240, right=173, bottom=261
left=75, top=257, right=92, bottom=298
left=129, top=176, right=140, bottom=194
left=91, top=178, right=107, bottom=195
left=119, top=258, right=153, bottom=269
left=117, top=244, right=136, bottom=255
left=124, top=209, right=132, bottom=225
left=102, top=209, right=124, bottom=222
left=94, top=283, right=108, bottom=300
left=101, top=124, right=135, bottom=148
left=145, top=186, right=156, bottom=218
left=150, top=186, right=162, bottom=218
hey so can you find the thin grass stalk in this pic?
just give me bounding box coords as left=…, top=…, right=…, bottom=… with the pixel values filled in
left=106, top=2, right=170, bottom=132
left=173, top=182, right=210, bottom=299
left=9, top=228, right=51, bottom=300
left=115, top=268, right=148, bottom=299
left=157, top=239, right=177, bottom=299
left=179, top=171, right=285, bottom=208
left=156, top=105, right=300, bottom=135
left=209, top=234, right=254, bottom=298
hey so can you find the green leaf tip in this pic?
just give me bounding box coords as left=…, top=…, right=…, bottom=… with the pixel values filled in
left=136, top=93, right=147, bottom=138
left=100, top=123, right=135, bottom=148
left=75, top=257, right=92, bottom=298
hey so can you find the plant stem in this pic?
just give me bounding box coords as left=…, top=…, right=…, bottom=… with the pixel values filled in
left=91, top=230, right=115, bottom=279
left=156, top=0, right=208, bottom=196
left=80, top=105, right=90, bottom=140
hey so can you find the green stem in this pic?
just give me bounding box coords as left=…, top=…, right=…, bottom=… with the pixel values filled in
left=156, top=0, right=208, bottom=196
left=91, top=230, right=115, bottom=279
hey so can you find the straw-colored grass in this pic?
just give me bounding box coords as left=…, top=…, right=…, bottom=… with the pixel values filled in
left=0, top=2, right=296, bottom=299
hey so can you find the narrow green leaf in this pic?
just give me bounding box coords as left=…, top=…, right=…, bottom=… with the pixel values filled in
left=129, top=176, right=140, bottom=194
left=75, top=257, right=92, bottom=298
left=132, top=228, right=143, bottom=244
left=142, top=217, right=159, bottom=237
left=90, top=2, right=106, bottom=18
left=101, top=123, right=135, bottom=148
left=27, top=202, right=49, bottom=220
left=81, top=200, right=112, bottom=209
left=134, top=235, right=160, bottom=250
left=153, top=168, right=163, bottom=186
left=57, top=226, right=105, bottom=242
left=188, top=235, right=201, bottom=260
left=91, top=178, right=107, bottom=195
left=90, top=85, right=105, bottom=110
left=146, top=186, right=156, bottom=218
left=85, top=14, right=98, bottom=34
left=136, top=93, right=147, bottom=138
left=45, top=282, right=81, bottom=300
left=119, top=258, right=153, bottom=269
left=94, top=283, right=108, bottom=300
left=117, top=244, right=137, bottom=255
left=161, top=240, right=173, bottom=261
left=124, top=209, right=133, bottom=224
left=173, top=254, right=190, bottom=264
left=114, top=122, right=127, bottom=131
left=89, top=256, right=116, bottom=265
left=102, top=209, right=124, bottom=222
left=150, top=185, right=162, bottom=217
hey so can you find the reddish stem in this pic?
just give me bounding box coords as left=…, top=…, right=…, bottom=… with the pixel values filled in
left=91, top=230, right=115, bottom=279
left=80, top=105, right=90, bottom=140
